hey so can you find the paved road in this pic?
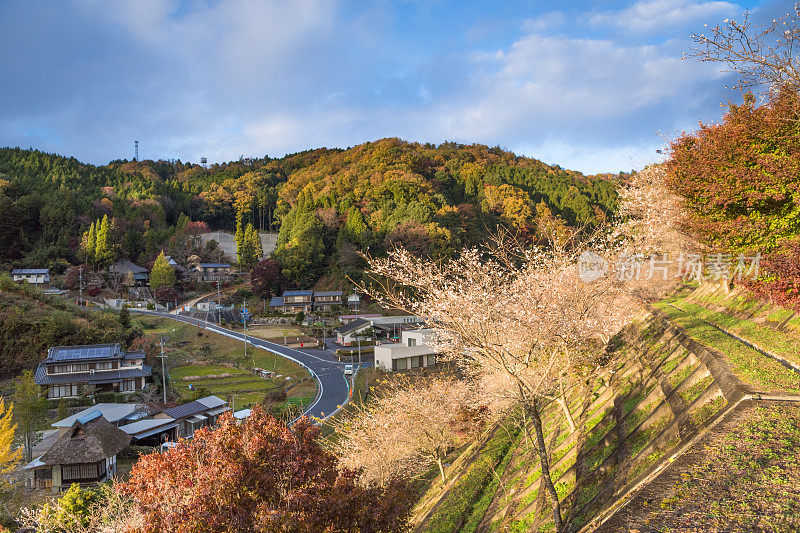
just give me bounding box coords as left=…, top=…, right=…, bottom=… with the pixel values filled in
left=131, top=310, right=352, bottom=421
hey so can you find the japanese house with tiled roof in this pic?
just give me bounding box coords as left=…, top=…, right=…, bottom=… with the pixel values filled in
left=35, top=343, right=152, bottom=399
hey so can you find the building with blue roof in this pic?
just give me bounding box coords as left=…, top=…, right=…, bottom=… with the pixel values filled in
left=34, top=343, right=152, bottom=399
left=281, top=290, right=314, bottom=313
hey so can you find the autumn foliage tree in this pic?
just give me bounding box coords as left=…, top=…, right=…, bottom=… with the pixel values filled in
left=667, top=88, right=800, bottom=306
left=121, top=407, right=413, bottom=533
left=330, top=375, right=486, bottom=487
left=363, top=234, right=636, bottom=532
left=250, top=258, right=285, bottom=300
left=0, top=399, right=20, bottom=489
left=667, top=88, right=800, bottom=253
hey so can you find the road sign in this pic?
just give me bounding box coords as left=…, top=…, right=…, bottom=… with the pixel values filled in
left=240, top=309, right=252, bottom=324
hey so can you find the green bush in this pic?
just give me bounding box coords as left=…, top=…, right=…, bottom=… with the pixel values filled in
left=95, top=392, right=127, bottom=403
left=36, top=483, right=102, bottom=531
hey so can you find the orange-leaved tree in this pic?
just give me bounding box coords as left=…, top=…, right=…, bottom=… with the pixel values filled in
left=122, top=407, right=413, bottom=533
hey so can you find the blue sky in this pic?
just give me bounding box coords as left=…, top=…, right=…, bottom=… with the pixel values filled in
left=0, top=0, right=785, bottom=173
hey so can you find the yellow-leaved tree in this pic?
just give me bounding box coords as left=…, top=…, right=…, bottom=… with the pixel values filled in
left=0, top=399, right=21, bottom=485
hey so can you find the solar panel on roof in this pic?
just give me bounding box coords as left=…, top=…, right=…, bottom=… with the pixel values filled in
left=50, top=344, right=120, bottom=361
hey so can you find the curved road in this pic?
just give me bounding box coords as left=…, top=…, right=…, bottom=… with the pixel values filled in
left=131, top=310, right=351, bottom=421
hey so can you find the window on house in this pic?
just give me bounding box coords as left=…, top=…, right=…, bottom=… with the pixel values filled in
left=48, top=384, right=78, bottom=398
left=62, top=462, right=103, bottom=481
left=121, top=379, right=136, bottom=392
left=96, top=362, right=113, bottom=370
left=407, top=338, right=417, bottom=347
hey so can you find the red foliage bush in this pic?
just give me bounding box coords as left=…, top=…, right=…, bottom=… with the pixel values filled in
left=121, top=407, right=412, bottom=533
left=667, top=88, right=800, bottom=252
left=742, top=238, right=800, bottom=311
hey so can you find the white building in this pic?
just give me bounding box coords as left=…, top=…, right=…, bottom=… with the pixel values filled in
left=335, top=318, right=372, bottom=346
left=374, top=328, right=440, bottom=372
left=11, top=268, right=50, bottom=285
left=197, top=301, right=222, bottom=312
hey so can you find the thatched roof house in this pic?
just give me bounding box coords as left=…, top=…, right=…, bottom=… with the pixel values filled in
left=28, top=411, right=130, bottom=491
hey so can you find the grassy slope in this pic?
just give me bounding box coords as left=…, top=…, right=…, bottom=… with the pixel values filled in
left=645, top=404, right=800, bottom=531
left=412, top=286, right=800, bottom=532
left=134, top=316, right=316, bottom=410
left=0, top=275, right=139, bottom=384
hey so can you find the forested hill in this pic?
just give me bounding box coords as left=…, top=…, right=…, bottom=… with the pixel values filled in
left=0, top=139, right=621, bottom=286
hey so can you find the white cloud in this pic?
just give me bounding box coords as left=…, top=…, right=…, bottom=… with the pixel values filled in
left=0, top=0, right=749, bottom=173
left=521, top=11, right=568, bottom=34
left=588, top=0, right=739, bottom=34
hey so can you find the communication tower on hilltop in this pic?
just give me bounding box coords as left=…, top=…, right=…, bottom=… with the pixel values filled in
left=200, top=156, right=207, bottom=168
left=134, top=140, right=139, bottom=162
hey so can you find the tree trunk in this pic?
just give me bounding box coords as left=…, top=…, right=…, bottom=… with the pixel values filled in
left=530, top=397, right=564, bottom=532
left=436, top=456, right=447, bottom=485
left=556, top=395, right=576, bottom=433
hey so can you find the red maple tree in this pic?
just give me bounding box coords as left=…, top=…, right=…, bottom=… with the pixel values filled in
left=121, top=407, right=412, bottom=533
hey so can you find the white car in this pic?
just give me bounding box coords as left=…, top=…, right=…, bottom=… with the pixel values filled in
left=344, top=364, right=354, bottom=375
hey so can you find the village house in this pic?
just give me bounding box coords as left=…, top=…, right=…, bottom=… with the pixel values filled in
left=192, top=262, right=234, bottom=282
left=335, top=318, right=372, bottom=346
left=123, top=395, right=232, bottom=444
left=26, top=411, right=130, bottom=492
left=338, top=313, right=382, bottom=324
left=374, top=328, right=440, bottom=372
left=163, top=255, right=187, bottom=278
left=34, top=344, right=152, bottom=399
left=108, top=259, right=149, bottom=287
left=312, top=290, right=343, bottom=310
left=52, top=403, right=150, bottom=433
left=11, top=268, right=50, bottom=285
left=281, top=290, right=313, bottom=313
left=370, top=315, right=426, bottom=340
left=269, top=296, right=286, bottom=312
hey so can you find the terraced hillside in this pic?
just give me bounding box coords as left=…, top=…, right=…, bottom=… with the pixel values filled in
left=135, top=316, right=316, bottom=412
left=412, top=285, right=800, bottom=532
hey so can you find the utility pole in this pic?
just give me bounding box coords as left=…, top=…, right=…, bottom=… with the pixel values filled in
left=242, top=298, right=248, bottom=364
left=78, top=266, right=83, bottom=307
left=217, top=279, right=222, bottom=324
left=357, top=326, right=362, bottom=370
left=158, top=338, right=168, bottom=404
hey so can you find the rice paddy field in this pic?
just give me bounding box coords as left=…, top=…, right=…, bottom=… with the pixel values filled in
left=134, top=316, right=317, bottom=410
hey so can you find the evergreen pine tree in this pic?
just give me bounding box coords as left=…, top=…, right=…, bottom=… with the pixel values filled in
left=241, top=223, right=255, bottom=268
left=95, top=214, right=111, bottom=266
left=83, top=221, right=97, bottom=264
left=150, top=251, right=176, bottom=292
left=248, top=223, right=263, bottom=263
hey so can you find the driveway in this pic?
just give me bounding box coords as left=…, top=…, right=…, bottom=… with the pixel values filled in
left=130, top=310, right=352, bottom=421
